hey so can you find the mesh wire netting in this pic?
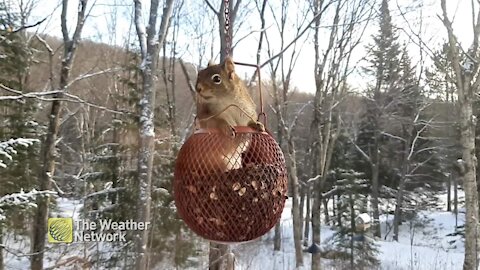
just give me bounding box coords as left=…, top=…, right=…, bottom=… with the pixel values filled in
left=173, top=128, right=287, bottom=242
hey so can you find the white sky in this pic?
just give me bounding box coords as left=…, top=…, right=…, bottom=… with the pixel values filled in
left=25, top=0, right=476, bottom=93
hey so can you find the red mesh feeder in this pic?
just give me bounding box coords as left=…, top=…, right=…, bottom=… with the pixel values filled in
left=173, top=127, right=287, bottom=242
left=174, top=61, right=287, bottom=242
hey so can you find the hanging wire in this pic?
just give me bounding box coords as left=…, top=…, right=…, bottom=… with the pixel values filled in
left=223, top=0, right=266, bottom=121
left=224, top=0, right=231, bottom=57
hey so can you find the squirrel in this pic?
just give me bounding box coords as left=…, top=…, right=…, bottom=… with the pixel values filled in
left=195, top=56, right=265, bottom=172
left=196, top=56, right=264, bottom=136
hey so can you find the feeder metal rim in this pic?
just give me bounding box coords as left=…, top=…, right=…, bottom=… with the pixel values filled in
left=206, top=237, right=260, bottom=245
left=194, top=127, right=268, bottom=135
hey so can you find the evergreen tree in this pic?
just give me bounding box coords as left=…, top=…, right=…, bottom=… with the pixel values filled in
left=426, top=43, right=462, bottom=215
left=356, top=0, right=402, bottom=238
left=332, top=169, right=379, bottom=270
left=367, top=0, right=402, bottom=91
left=0, top=0, right=41, bottom=233
left=425, top=43, right=457, bottom=101
left=0, top=3, right=42, bottom=268
left=79, top=52, right=197, bottom=268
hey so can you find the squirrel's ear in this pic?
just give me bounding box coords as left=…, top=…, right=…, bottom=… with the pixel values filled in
left=223, top=56, right=235, bottom=79
left=207, top=59, right=215, bottom=67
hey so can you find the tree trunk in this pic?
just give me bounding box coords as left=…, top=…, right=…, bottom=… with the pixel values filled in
left=31, top=2, right=87, bottom=269
left=322, top=198, right=329, bottom=225
left=133, top=1, right=174, bottom=269
left=272, top=71, right=284, bottom=252
left=332, top=194, right=336, bottom=225
left=0, top=225, right=3, bottom=270
left=349, top=193, right=355, bottom=270
left=31, top=125, right=57, bottom=269
left=209, top=242, right=228, bottom=270
left=336, top=194, right=342, bottom=228
left=393, top=131, right=412, bottom=242
left=447, top=174, right=451, bottom=212
left=311, top=188, right=322, bottom=270
left=303, top=187, right=311, bottom=247
left=459, top=100, right=479, bottom=270
left=111, top=114, right=120, bottom=205
left=392, top=177, right=406, bottom=241
left=440, top=1, right=480, bottom=267
left=226, top=250, right=235, bottom=270
left=454, top=175, right=458, bottom=228
left=299, top=185, right=306, bottom=233
left=371, top=162, right=381, bottom=238
left=286, top=135, right=304, bottom=267
left=273, top=223, right=282, bottom=251
left=209, top=0, right=241, bottom=62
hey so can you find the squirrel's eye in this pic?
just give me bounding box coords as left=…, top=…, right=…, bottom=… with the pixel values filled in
left=211, top=74, right=222, bottom=84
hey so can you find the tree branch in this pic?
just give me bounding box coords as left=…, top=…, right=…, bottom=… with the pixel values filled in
left=204, top=0, right=219, bottom=15
left=349, top=138, right=371, bottom=163
left=133, top=0, right=147, bottom=58
left=381, top=131, right=407, bottom=142
left=12, top=17, right=47, bottom=33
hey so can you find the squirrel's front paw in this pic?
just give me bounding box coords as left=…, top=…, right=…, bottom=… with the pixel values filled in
left=248, top=121, right=265, bottom=132
left=220, top=124, right=236, bottom=138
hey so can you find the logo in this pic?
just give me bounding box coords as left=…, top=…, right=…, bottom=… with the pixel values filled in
left=48, top=218, right=73, bottom=243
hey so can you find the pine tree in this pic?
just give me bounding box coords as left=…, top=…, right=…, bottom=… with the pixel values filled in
left=79, top=51, right=197, bottom=268
left=0, top=0, right=41, bottom=234
left=333, top=169, right=379, bottom=270
left=391, top=48, right=424, bottom=241
left=367, top=0, right=402, bottom=90
left=426, top=43, right=462, bottom=215
left=357, top=0, right=402, bottom=238
left=0, top=3, right=42, bottom=268
left=425, top=43, right=457, bottom=101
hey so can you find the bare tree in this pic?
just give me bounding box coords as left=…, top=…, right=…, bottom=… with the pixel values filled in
left=309, top=0, right=373, bottom=268
left=31, top=1, right=88, bottom=269
left=161, top=1, right=184, bottom=141
left=204, top=0, right=243, bottom=62
left=262, top=0, right=310, bottom=264
left=440, top=0, right=480, bottom=269
left=132, top=0, right=174, bottom=269
left=392, top=111, right=435, bottom=241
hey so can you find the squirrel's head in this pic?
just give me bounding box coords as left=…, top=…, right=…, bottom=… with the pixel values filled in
left=196, top=56, right=240, bottom=101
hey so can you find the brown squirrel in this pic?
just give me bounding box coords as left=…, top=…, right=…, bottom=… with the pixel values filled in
left=195, top=57, right=265, bottom=171
left=195, top=56, right=264, bottom=136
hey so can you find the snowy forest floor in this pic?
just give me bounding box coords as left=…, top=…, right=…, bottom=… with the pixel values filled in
left=3, top=190, right=465, bottom=270
left=228, top=193, right=465, bottom=270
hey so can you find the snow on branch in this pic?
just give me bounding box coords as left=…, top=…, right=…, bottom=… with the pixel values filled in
left=0, top=138, right=39, bottom=168
left=381, top=131, right=407, bottom=142
left=0, top=83, right=126, bottom=114
left=349, top=137, right=371, bottom=163
left=0, top=189, right=57, bottom=221
left=84, top=187, right=126, bottom=200
left=307, top=175, right=321, bottom=183
left=322, top=186, right=339, bottom=198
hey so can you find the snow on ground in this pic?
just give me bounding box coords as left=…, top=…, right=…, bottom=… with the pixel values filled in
left=3, top=189, right=467, bottom=269
left=4, top=197, right=84, bottom=270
left=228, top=189, right=466, bottom=270
left=53, top=197, right=83, bottom=219
left=378, top=240, right=462, bottom=270
left=229, top=199, right=337, bottom=270
left=375, top=189, right=465, bottom=270
left=378, top=210, right=464, bottom=270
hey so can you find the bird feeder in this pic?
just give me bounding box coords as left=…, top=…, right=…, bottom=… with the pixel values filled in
left=173, top=62, right=287, bottom=243
left=355, top=213, right=371, bottom=232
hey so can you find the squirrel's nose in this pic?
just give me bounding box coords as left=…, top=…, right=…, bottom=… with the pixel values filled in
left=196, top=84, right=203, bottom=93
